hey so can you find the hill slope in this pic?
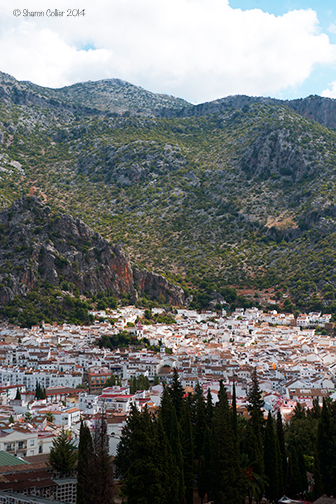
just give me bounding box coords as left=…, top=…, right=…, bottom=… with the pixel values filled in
left=1, top=73, right=336, bottom=315
left=0, top=196, right=185, bottom=325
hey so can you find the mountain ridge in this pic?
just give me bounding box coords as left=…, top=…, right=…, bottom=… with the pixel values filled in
left=2, top=71, right=336, bottom=128
left=1, top=71, right=336, bottom=316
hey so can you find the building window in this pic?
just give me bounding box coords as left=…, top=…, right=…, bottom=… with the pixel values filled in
left=30, top=439, right=34, bottom=446
left=18, top=441, right=23, bottom=449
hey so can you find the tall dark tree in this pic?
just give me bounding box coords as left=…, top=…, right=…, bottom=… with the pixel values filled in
left=194, top=381, right=207, bottom=460
left=198, top=454, right=207, bottom=504
left=246, top=370, right=264, bottom=501
left=232, top=382, right=238, bottom=439
left=242, top=422, right=265, bottom=503
left=286, top=446, right=300, bottom=498
left=169, top=368, right=184, bottom=420
left=264, top=412, right=279, bottom=503
left=115, top=404, right=140, bottom=479
left=35, top=380, right=46, bottom=400
left=247, top=368, right=264, bottom=430
left=206, top=388, right=213, bottom=423
left=159, top=385, right=185, bottom=502
left=76, top=420, right=94, bottom=504
left=297, top=445, right=308, bottom=496
left=92, top=409, right=113, bottom=504
left=181, top=400, right=194, bottom=504
left=116, top=405, right=163, bottom=504
left=312, top=397, right=321, bottom=419
left=201, top=427, right=212, bottom=502
left=49, top=427, right=77, bottom=477
left=159, top=386, right=174, bottom=439
left=313, top=450, right=324, bottom=500
left=275, top=434, right=283, bottom=498
left=15, top=388, right=21, bottom=400
left=169, top=405, right=185, bottom=502
left=156, top=417, right=180, bottom=504
left=317, top=398, right=334, bottom=496
left=276, top=411, right=287, bottom=493
left=211, top=382, right=241, bottom=504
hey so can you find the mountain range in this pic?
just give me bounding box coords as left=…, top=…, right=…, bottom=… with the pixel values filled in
left=1, top=70, right=336, bottom=318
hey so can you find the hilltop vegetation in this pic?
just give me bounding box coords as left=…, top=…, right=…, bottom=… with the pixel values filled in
left=1, top=71, right=336, bottom=317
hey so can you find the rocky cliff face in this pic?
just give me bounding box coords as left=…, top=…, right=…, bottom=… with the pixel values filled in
left=0, top=196, right=185, bottom=306
left=133, top=267, right=185, bottom=306
left=284, top=95, right=336, bottom=130
left=163, top=93, right=336, bottom=131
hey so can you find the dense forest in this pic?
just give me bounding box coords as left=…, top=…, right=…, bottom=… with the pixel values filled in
left=114, top=369, right=334, bottom=504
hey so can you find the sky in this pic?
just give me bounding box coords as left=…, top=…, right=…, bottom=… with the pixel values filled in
left=1, top=0, right=336, bottom=104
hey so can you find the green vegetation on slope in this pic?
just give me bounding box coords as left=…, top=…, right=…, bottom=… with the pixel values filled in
left=1, top=79, right=336, bottom=315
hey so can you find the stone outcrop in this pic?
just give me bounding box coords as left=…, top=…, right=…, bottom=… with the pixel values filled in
left=133, top=267, right=185, bottom=306
left=0, top=196, right=185, bottom=306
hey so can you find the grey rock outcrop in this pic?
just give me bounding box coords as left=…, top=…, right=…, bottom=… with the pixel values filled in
left=0, top=196, right=185, bottom=306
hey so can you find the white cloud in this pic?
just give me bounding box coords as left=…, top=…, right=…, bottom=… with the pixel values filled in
left=321, top=81, right=336, bottom=98
left=328, top=23, right=336, bottom=34
left=0, top=0, right=335, bottom=102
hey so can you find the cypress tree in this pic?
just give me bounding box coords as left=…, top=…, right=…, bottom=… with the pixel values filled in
left=181, top=400, right=194, bottom=504
left=242, top=422, right=265, bottom=503
left=160, top=386, right=174, bottom=439
left=36, top=381, right=43, bottom=400
left=156, top=417, right=179, bottom=504
left=198, top=455, right=207, bottom=504
left=92, top=408, right=113, bottom=504
left=76, top=420, right=94, bottom=504
left=247, top=368, right=264, bottom=500
left=232, top=381, right=238, bottom=439
left=313, top=450, right=324, bottom=500
left=169, top=405, right=185, bottom=502
left=275, top=434, right=283, bottom=498
left=317, top=398, right=333, bottom=495
left=116, top=405, right=162, bottom=504
left=206, top=388, right=213, bottom=423
left=202, top=427, right=212, bottom=502
left=129, top=376, right=136, bottom=394
left=169, top=368, right=184, bottom=420
left=211, top=382, right=241, bottom=504
left=115, top=404, right=140, bottom=479
left=287, top=446, right=300, bottom=498
left=312, top=397, right=321, bottom=419
left=264, top=411, right=279, bottom=503
left=247, top=368, right=264, bottom=430
left=159, top=385, right=185, bottom=502
left=194, top=381, right=206, bottom=460
left=297, top=445, right=307, bottom=496
left=276, top=411, right=287, bottom=493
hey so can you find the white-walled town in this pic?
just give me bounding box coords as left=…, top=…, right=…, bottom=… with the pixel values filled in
left=0, top=306, right=333, bottom=462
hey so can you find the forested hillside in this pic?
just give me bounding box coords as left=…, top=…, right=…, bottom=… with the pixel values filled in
left=1, top=71, right=336, bottom=314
